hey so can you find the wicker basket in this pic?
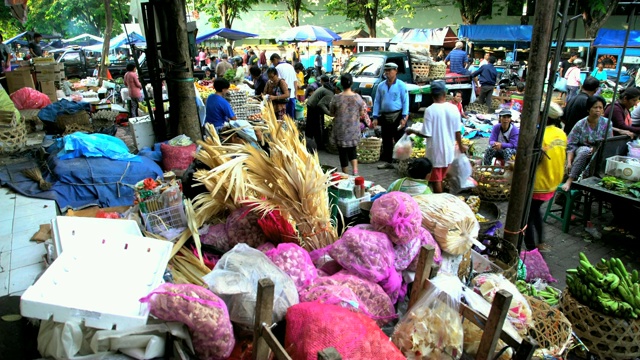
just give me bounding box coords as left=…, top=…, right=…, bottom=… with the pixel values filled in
left=527, top=296, right=573, bottom=357
left=357, top=137, right=382, bottom=164
left=0, top=110, right=16, bottom=128
left=466, top=102, right=490, bottom=114
left=0, top=121, right=27, bottom=154
left=63, top=123, right=93, bottom=135
left=56, top=111, right=91, bottom=132
left=475, top=235, right=519, bottom=283
left=491, top=98, right=502, bottom=109
left=560, top=290, right=640, bottom=360
left=396, top=158, right=410, bottom=177
left=412, top=63, right=430, bottom=77
left=472, top=165, right=512, bottom=202
left=429, top=63, right=447, bottom=79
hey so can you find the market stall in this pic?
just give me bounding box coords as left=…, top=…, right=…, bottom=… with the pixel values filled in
left=353, top=37, right=391, bottom=53
left=459, top=25, right=532, bottom=74
left=593, top=28, right=640, bottom=79
left=276, top=25, right=341, bottom=73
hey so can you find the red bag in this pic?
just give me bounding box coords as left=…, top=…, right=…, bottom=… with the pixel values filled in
left=10, top=87, right=52, bottom=110
left=160, top=143, right=196, bottom=171
left=285, top=302, right=405, bottom=360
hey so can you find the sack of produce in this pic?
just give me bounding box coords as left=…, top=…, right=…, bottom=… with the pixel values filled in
left=370, top=191, right=422, bottom=245
left=140, top=283, right=235, bottom=360
left=225, top=206, right=268, bottom=250
left=299, top=272, right=396, bottom=325
left=407, top=227, right=443, bottom=272
left=393, top=234, right=421, bottom=271
left=200, top=223, right=230, bottom=251
left=265, top=243, right=318, bottom=289
left=202, top=244, right=299, bottom=327
left=285, top=302, right=406, bottom=360
left=414, top=193, right=482, bottom=255
left=472, top=273, right=534, bottom=334
left=392, top=273, right=465, bottom=359
left=520, top=248, right=556, bottom=283
left=160, top=143, right=197, bottom=171
left=328, top=227, right=395, bottom=283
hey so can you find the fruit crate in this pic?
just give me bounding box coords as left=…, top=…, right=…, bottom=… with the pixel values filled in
left=337, top=193, right=371, bottom=218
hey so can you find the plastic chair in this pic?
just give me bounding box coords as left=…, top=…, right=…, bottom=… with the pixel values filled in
left=543, top=184, right=583, bottom=233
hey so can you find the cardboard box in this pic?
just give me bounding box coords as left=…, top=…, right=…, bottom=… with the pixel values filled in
left=33, top=56, right=56, bottom=64
left=35, top=63, right=62, bottom=82
left=39, top=81, right=58, bottom=103
left=5, top=67, right=35, bottom=93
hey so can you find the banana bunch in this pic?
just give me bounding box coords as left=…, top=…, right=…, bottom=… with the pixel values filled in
left=566, top=252, right=640, bottom=319
left=410, top=148, right=426, bottom=158
left=516, top=280, right=560, bottom=306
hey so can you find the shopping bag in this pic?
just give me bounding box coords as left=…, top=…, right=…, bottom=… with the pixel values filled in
left=447, top=152, right=475, bottom=194
left=393, top=134, right=412, bottom=160
left=553, top=74, right=567, bottom=93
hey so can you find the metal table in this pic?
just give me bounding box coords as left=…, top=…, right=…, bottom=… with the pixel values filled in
left=571, top=176, right=640, bottom=223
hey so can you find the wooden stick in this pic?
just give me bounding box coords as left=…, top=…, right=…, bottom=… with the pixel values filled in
left=261, top=325, right=292, bottom=360
left=475, top=290, right=512, bottom=360
left=408, top=245, right=435, bottom=309
left=253, top=278, right=275, bottom=360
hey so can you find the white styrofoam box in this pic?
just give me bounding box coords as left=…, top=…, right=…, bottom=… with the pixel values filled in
left=21, top=234, right=172, bottom=330
left=51, top=216, right=143, bottom=258
left=129, top=115, right=156, bottom=151
left=605, top=155, right=640, bottom=181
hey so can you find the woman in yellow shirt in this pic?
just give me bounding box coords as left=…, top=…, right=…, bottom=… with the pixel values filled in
left=294, top=62, right=305, bottom=102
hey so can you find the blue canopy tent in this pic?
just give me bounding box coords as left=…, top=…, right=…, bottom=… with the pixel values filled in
left=83, top=32, right=146, bottom=52
left=5, top=31, right=28, bottom=44
left=459, top=25, right=533, bottom=63
left=593, top=28, right=640, bottom=76
left=390, top=27, right=458, bottom=47
left=196, top=28, right=258, bottom=43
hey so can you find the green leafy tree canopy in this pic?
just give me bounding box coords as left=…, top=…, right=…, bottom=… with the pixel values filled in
left=265, top=0, right=315, bottom=28
left=326, top=0, right=422, bottom=37
left=195, top=0, right=260, bottom=29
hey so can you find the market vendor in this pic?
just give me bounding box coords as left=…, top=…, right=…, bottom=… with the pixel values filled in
left=483, top=110, right=519, bottom=165
left=204, top=78, right=237, bottom=132
left=387, top=158, right=433, bottom=195
left=604, top=87, right=640, bottom=137
left=444, top=41, right=470, bottom=75
left=244, top=65, right=267, bottom=97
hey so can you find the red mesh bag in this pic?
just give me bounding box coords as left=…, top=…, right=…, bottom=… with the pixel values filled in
left=160, top=143, right=196, bottom=171
left=285, top=302, right=405, bottom=360
left=265, top=243, right=318, bottom=289
left=370, top=191, right=422, bottom=245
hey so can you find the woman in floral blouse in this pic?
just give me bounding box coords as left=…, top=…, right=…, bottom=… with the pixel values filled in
left=562, top=96, right=612, bottom=191
left=330, top=73, right=367, bottom=175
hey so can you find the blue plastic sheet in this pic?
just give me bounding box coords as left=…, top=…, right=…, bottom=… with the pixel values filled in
left=38, top=99, right=92, bottom=122
left=57, top=133, right=141, bottom=162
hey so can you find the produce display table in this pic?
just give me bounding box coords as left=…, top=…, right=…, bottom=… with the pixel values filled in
left=571, top=176, right=640, bottom=223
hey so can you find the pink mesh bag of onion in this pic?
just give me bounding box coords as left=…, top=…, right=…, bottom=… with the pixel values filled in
left=266, top=243, right=318, bottom=289
left=370, top=191, right=422, bottom=245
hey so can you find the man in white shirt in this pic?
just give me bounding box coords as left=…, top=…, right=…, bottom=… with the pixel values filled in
left=270, top=53, right=298, bottom=120
left=406, top=80, right=464, bottom=193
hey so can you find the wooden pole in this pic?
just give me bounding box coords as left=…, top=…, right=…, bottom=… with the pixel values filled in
left=99, top=0, right=113, bottom=87
left=503, top=0, right=556, bottom=247
left=159, top=0, right=202, bottom=141
left=253, top=278, right=275, bottom=360
left=475, top=290, right=513, bottom=360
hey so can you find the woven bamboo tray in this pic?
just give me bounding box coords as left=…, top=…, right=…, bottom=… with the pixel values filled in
left=429, top=63, right=446, bottom=79
left=491, top=98, right=502, bottom=109
left=56, top=111, right=90, bottom=132
left=527, top=296, right=573, bottom=357
left=0, top=121, right=27, bottom=154
left=472, top=165, right=512, bottom=202
left=466, top=102, right=490, bottom=114
left=63, top=123, right=93, bottom=135
left=560, top=290, right=640, bottom=360
left=357, top=137, right=382, bottom=164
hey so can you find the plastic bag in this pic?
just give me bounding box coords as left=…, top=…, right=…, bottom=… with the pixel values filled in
left=285, top=302, right=406, bottom=360
left=139, top=283, right=235, bottom=360
left=10, top=87, right=52, bottom=110
left=447, top=152, right=475, bottom=194
left=299, top=272, right=396, bottom=325
left=224, top=206, right=268, bottom=251
left=392, top=273, right=465, bottom=359
left=57, top=132, right=141, bottom=162
left=520, top=248, right=556, bottom=283
left=265, top=243, right=318, bottom=289
left=393, top=133, right=413, bottom=160
left=407, top=227, right=443, bottom=271
left=202, top=244, right=299, bottom=327
left=471, top=273, right=534, bottom=334
left=328, top=227, right=395, bottom=283
left=167, top=134, right=193, bottom=146
left=370, top=191, right=423, bottom=245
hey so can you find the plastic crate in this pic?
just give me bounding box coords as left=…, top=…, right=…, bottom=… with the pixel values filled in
left=605, top=155, right=640, bottom=181
left=142, top=204, right=187, bottom=234
left=337, top=194, right=371, bottom=218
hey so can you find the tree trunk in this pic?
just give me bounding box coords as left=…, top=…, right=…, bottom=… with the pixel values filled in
left=292, top=1, right=300, bottom=27
left=503, top=0, right=555, bottom=247
left=99, top=0, right=112, bottom=86
left=364, top=1, right=378, bottom=38
left=582, top=0, right=618, bottom=39
left=162, top=0, right=202, bottom=141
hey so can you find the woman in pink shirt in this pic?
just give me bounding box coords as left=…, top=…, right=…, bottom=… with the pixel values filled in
left=564, top=58, right=583, bottom=104
left=124, top=63, right=143, bottom=118
left=198, top=48, right=206, bottom=67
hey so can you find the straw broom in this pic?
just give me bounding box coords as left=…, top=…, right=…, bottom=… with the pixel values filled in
left=22, top=167, right=52, bottom=191
left=194, top=102, right=337, bottom=250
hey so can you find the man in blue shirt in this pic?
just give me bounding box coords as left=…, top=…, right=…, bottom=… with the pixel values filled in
left=471, top=56, right=498, bottom=110
left=372, top=62, right=410, bottom=169
left=204, top=78, right=237, bottom=132
left=444, top=42, right=470, bottom=75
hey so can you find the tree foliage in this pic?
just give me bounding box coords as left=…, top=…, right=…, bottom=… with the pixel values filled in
left=578, top=0, right=619, bottom=38
left=0, top=5, right=26, bottom=39
left=264, top=0, right=315, bottom=27
left=195, top=0, right=260, bottom=28
left=23, top=0, right=129, bottom=37
left=326, top=0, right=418, bottom=37
left=453, top=0, right=493, bottom=24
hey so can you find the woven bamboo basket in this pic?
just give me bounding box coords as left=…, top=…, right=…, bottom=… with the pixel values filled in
left=0, top=120, right=27, bottom=154
left=412, top=63, right=430, bottom=77
left=357, top=137, right=382, bottom=164
left=429, top=63, right=447, bottom=79
left=527, top=296, right=573, bottom=357
left=466, top=102, right=490, bottom=114
left=463, top=234, right=519, bottom=283
left=56, top=111, right=90, bottom=132
left=0, top=110, right=16, bottom=128
left=396, top=158, right=410, bottom=177
left=491, top=98, right=502, bottom=109
left=472, top=165, right=512, bottom=202
left=560, top=290, right=640, bottom=360
left=63, top=123, right=93, bottom=135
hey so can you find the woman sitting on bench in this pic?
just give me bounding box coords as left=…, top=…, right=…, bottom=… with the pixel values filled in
left=563, top=96, right=612, bottom=191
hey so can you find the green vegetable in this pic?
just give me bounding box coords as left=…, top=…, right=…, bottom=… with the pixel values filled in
left=224, top=69, right=236, bottom=83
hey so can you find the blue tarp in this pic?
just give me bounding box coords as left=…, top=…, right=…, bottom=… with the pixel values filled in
left=593, top=28, right=640, bottom=47
left=196, top=28, right=258, bottom=43
left=459, top=25, right=533, bottom=43
left=390, top=27, right=458, bottom=46
left=38, top=99, right=92, bottom=122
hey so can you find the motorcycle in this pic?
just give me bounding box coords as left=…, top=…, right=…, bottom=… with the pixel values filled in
left=601, top=66, right=637, bottom=94
left=498, top=63, right=524, bottom=89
